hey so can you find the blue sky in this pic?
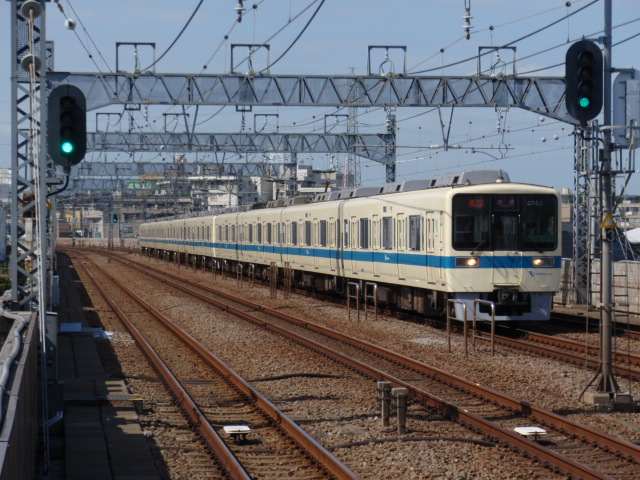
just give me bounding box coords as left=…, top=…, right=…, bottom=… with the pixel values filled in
left=2, top=0, right=640, bottom=193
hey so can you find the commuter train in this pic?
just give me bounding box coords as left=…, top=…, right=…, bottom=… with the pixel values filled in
left=139, top=170, right=562, bottom=321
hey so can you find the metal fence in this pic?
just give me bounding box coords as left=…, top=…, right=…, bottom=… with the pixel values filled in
left=0, top=312, right=37, bottom=480
left=555, top=258, right=640, bottom=320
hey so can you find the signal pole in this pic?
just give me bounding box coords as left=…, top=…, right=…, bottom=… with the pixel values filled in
left=596, top=0, right=616, bottom=396
left=583, top=0, right=634, bottom=409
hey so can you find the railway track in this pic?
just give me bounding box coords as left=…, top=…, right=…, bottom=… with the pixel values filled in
left=472, top=327, right=640, bottom=382
left=73, top=251, right=361, bottom=480
left=93, top=248, right=640, bottom=479
left=551, top=310, right=640, bottom=342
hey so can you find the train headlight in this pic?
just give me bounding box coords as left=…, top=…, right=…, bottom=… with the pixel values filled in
left=532, top=257, right=555, bottom=267
left=456, top=257, right=479, bottom=268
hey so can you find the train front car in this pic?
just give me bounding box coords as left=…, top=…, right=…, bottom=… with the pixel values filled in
left=447, top=183, right=561, bottom=321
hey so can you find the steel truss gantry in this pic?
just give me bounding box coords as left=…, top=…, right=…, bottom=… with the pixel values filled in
left=68, top=161, right=302, bottom=192
left=85, top=131, right=394, bottom=163
left=48, top=72, right=570, bottom=121
left=51, top=70, right=571, bottom=187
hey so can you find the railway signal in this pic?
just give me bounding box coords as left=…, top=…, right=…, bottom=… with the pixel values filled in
left=47, top=84, right=87, bottom=168
left=112, top=214, right=118, bottom=223
left=565, top=39, right=603, bottom=124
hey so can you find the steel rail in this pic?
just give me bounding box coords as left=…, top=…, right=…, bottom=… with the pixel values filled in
left=119, top=250, right=640, bottom=463
left=551, top=310, right=640, bottom=342
left=103, top=251, right=639, bottom=478
left=75, top=259, right=252, bottom=480
left=471, top=330, right=640, bottom=381
left=517, top=329, right=640, bottom=368
left=81, top=254, right=362, bottom=480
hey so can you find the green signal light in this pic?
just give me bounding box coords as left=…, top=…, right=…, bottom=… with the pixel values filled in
left=578, top=96, right=591, bottom=109
left=61, top=141, right=75, bottom=154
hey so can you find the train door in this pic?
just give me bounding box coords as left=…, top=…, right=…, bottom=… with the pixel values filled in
left=273, top=221, right=285, bottom=265
left=337, top=201, right=347, bottom=277
left=426, top=212, right=442, bottom=284
left=396, top=213, right=406, bottom=280
left=350, top=216, right=358, bottom=274
left=329, top=217, right=337, bottom=272
left=492, top=213, right=523, bottom=285
left=372, top=215, right=380, bottom=277
left=285, top=220, right=292, bottom=265
left=256, top=222, right=263, bottom=262
left=312, top=219, right=319, bottom=269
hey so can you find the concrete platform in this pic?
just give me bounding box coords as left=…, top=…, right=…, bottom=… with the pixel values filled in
left=56, top=252, right=160, bottom=480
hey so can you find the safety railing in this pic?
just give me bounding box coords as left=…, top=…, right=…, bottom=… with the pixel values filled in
left=364, top=282, right=378, bottom=322
left=347, top=282, right=360, bottom=322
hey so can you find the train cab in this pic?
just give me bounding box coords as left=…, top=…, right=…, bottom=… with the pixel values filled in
left=449, top=187, right=561, bottom=321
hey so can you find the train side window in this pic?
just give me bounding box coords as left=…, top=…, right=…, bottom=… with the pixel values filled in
left=291, top=221, right=298, bottom=245
left=257, top=223, right=262, bottom=244
left=304, top=221, right=312, bottom=246
left=266, top=223, right=272, bottom=244
left=359, top=218, right=370, bottom=249
left=408, top=215, right=421, bottom=251
left=343, top=219, right=349, bottom=248
left=319, top=220, right=327, bottom=247
left=217, top=226, right=222, bottom=242
left=382, top=216, right=394, bottom=250
left=248, top=224, right=253, bottom=244
left=231, top=225, right=236, bottom=242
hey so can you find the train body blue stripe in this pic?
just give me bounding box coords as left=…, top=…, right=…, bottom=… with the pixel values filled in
left=140, top=238, right=561, bottom=269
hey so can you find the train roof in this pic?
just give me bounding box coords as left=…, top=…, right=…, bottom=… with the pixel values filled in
left=311, top=169, right=510, bottom=203
left=145, top=169, right=512, bottom=223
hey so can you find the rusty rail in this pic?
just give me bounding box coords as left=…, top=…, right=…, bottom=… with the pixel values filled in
left=81, top=250, right=640, bottom=478
left=78, top=255, right=361, bottom=480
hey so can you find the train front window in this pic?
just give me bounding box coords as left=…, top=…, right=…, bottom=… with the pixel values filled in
left=521, top=195, right=557, bottom=251
left=452, top=195, right=490, bottom=250
left=453, top=193, right=557, bottom=251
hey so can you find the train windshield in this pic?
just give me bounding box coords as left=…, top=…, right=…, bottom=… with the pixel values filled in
left=452, top=194, right=557, bottom=252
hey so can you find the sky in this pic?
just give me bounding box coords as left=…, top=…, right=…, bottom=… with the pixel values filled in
left=2, top=0, right=640, bottom=195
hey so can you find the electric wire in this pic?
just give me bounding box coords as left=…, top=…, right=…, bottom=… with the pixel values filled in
left=410, top=0, right=601, bottom=75
left=141, top=0, right=205, bottom=72
left=63, top=0, right=114, bottom=74
left=409, top=0, right=591, bottom=72
left=259, top=0, right=325, bottom=73
left=51, top=2, right=634, bottom=191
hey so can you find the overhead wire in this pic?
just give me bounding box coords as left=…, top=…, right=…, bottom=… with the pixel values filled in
left=409, top=0, right=591, bottom=73
left=55, top=1, right=632, bottom=183
left=275, top=2, right=608, bottom=133
left=259, top=0, right=325, bottom=73
left=141, top=0, right=205, bottom=72
left=63, top=0, right=114, bottom=74
left=410, top=0, right=601, bottom=75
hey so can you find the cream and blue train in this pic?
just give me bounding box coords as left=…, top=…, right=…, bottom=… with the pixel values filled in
left=139, top=170, right=562, bottom=321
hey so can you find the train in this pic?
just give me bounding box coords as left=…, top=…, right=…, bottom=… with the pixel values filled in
left=139, top=170, right=562, bottom=321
